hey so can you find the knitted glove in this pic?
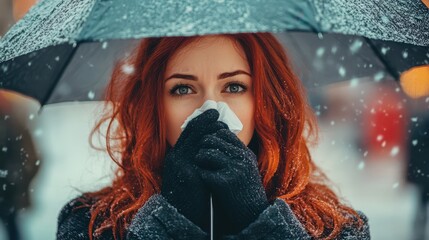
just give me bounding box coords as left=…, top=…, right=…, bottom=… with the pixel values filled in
left=161, top=109, right=228, bottom=232
left=195, top=128, right=269, bottom=235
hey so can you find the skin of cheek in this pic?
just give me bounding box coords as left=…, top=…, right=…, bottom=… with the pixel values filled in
left=225, top=96, right=255, bottom=146
left=164, top=97, right=201, bottom=147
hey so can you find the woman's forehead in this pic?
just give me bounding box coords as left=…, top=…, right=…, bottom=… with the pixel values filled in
left=166, top=36, right=249, bottom=73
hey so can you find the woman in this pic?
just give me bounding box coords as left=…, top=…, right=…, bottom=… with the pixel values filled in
left=56, top=33, right=370, bottom=239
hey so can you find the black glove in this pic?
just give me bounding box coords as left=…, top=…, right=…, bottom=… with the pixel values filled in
left=195, top=128, right=269, bottom=235
left=160, top=109, right=228, bottom=232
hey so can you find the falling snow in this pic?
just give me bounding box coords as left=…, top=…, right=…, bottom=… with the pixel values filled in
left=349, top=78, right=359, bottom=88
left=316, top=47, right=325, bottom=57
left=358, top=161, right=365, bottom=170
left=381, top=47, right=389, bottom=55
left=0, top=170, right=8, bottom=178
left=88, top=91, right=95, bottom=100
left=338, top=66, right=346, bottom=77
left=33, top=129, right=43, bottom=137
left=390, top=146, right=399, bottom=156
left=121, top=64, right=135, bottom=75
left=374, top=72, right=385, bottom=82
left=349, top=39, right=363, bottom=54
left=1, top=64, right=8, bottom=73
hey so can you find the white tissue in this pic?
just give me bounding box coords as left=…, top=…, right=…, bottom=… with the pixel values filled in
left=180, top=100, right=243, bottom=134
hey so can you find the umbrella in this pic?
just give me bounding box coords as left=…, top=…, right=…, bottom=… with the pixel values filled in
left=0, top=0, right=428, bottom=238
left=0, top=0, right=428, bottom=107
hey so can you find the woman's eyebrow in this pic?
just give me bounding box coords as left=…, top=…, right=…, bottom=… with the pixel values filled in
left=218, top=70, right=251, bottom=79
left=165, top=73, right=197, bottom=81
left=165, top=70, right=251, bottom=82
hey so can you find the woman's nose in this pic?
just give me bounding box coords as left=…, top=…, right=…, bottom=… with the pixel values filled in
left=202, top=89, right=222, bottom=103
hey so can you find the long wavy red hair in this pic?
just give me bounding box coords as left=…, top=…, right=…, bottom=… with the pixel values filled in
left=83, top=32, right=363, bottom=239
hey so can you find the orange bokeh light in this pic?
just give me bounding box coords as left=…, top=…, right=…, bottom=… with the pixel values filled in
left=400, top=65, right=429, bottom=99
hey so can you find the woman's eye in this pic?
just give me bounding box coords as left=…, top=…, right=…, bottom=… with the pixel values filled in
left=225, top=83, right=246, bottom=93
left=170, top=85, right=194, bottom=96
left=177, top=86, right=190, bottom=95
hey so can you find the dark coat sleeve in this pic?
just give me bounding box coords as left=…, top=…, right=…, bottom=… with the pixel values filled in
left=126, top=194, right=207, bottom=239
left=222, top=198, right=370, bottom=240
left=56, top=196, right=96, bottom=240
left=56, top=194, right=208, bottom=240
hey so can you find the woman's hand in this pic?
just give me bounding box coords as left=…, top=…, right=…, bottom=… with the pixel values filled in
left=195, top=128, right=269, bottom=235
left=160, top=109, right=228, bottom=232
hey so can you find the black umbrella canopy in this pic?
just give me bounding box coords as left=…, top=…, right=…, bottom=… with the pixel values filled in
left=277, top=32, right=429, bottom=88
left=0, top=0, right=428, bottom=106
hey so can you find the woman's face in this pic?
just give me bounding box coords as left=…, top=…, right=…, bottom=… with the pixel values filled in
left=163, top=36, right=255, bottom=147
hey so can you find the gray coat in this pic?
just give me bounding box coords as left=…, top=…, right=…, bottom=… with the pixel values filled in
left=56, top=194, right=370, bottom=239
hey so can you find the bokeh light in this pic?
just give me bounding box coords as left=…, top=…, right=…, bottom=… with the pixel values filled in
left=400, top=65, right=429, bottom=99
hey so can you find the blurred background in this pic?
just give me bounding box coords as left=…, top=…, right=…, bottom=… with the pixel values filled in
left=1, top=0, right=429, bottom=239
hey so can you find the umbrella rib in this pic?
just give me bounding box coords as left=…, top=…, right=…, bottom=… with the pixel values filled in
left=364, top=38, right=399, bottom=80
left=285, top=8, right=320, bottom=33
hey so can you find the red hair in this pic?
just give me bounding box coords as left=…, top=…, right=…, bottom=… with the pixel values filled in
left=84, top=33, right=363, bottom=239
